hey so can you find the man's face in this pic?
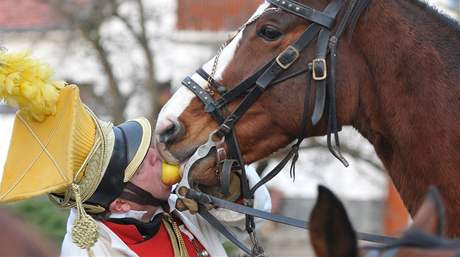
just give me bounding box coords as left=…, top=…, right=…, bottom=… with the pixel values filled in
left=129, top=147, right=172, bottom=201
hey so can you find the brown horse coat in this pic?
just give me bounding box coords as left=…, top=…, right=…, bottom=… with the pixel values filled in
left=0, top=208, right=58, bottom=256
left=156, top=0, right=460, bottom=236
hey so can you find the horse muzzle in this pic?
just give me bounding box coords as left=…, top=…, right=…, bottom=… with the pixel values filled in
left=155, top=140, right=181, bottom=164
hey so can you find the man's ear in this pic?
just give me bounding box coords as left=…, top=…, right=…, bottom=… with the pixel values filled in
left=109, top=199, right=132, bottom=213
left=408, top=186, right=446, bottom=236
left=309, top=185, right=357, bottom=257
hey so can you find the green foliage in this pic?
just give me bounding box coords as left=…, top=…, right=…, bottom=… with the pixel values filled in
left=7, top=196, right=68, bottom=243
left=224, top=241, right=241, bottom=257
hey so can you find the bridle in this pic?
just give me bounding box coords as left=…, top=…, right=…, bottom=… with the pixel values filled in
left=179, top=0, right=375, bottom=256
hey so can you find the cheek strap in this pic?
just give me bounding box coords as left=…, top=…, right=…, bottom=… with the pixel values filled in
left=119, top=182, right=169, bottom=210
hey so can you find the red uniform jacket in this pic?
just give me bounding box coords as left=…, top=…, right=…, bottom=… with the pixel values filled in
left=104, top=219, right=210, bottom=257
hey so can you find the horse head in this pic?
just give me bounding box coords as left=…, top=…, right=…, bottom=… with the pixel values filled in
left=155, top=0, right=372, bottom=191
left=308, top=185, right=459, bottom=257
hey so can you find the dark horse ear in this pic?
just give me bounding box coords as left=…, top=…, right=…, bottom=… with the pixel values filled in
left=309, top=185, right=357, bottom=257
left=409, top=186, right=446, bottom=236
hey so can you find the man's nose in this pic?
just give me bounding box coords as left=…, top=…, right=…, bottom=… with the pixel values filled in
left=156, top=118, right=185, bottom=145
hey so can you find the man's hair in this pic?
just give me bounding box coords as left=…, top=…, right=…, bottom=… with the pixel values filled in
left=90, top=210, right=111, bottom=221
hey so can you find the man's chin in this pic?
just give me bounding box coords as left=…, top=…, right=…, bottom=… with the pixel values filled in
left=160, top=189, right=172, bottom=200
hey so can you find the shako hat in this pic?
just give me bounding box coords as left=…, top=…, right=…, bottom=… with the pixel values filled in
left=0, top=51, right=152, bottom=252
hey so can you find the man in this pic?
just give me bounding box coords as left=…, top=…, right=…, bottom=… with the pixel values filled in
left=0, top=51, right=270, bottom=257
left=61, top=146, right=269, bottom=257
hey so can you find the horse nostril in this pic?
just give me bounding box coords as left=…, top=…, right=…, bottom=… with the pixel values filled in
left=158, top=119, right=184, bottom=145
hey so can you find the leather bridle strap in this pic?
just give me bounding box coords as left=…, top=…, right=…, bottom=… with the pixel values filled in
left=196, top=61, right=312, bottom=110
left=190, top=1, right=344, bottom=139
left=197, top=206, right=254, bottom=256
left=271, top=65, right=312, bottom=85
left=288, top=69, right=314, bottom=179
left=250, top=68, right=313, bottom=194
left=182, top=77, right=225, bottom=124
left=182, top=1, right=344, bottom=254
left=215, top=0, right=343, bottom=138
left=269, top=0, right=337, bottom=28
left=212, top=61, right=273, bottom=109
left=250, top=144, right=303, bottom=195
left=196, top=67, right=227, bottom=95
left=180, top=188, right=400, bottom=245
left=320, top=0, right=374, bottom=167
left=326, top=37, right=349, bottom=166
left=205, top=4, right=344, bottom=213
left=180, top=0, right=373, bottom=255
left=311, top=29, right=331, bottom=125
left=219, top=159, right=239, bottom=196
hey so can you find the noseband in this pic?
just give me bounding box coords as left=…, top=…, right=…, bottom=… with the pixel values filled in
left=180, top=0, right=372, bottom=255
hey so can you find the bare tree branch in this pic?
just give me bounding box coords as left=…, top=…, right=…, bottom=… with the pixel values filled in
left=112, top=6, right=144, bottom=43
left=108, top=0, right=160, bottom=120
left=45, top=0, right=127, bottom=123
left=125, top=87, right=139, bottom=100
left=133, top=0, right=160, bottom=120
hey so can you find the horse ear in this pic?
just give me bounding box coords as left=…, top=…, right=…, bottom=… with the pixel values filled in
left=409, top=186, right=446, bottom=236
left=309, top=185, right=357, bottom=257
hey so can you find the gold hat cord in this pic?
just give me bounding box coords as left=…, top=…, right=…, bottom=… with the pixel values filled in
left=71, top=183, right=98, bottom=257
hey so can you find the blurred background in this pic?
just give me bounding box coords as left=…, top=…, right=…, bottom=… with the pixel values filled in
left=0, top=0, right=459, bottom=256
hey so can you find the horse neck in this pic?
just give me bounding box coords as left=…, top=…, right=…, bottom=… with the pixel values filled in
left=351, top=0, right=460, bottom=236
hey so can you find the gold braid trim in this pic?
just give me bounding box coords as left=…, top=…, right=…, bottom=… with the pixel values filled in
left=163, top=214, right=189, bottom=257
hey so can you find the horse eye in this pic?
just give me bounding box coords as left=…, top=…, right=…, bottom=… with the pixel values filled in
left=258, top=25, right=283, bottom=41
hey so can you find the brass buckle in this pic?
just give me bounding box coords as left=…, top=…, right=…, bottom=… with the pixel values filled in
left=312, top=58, right=327, bottom=80
left=276, top=46, right=300, bottom=69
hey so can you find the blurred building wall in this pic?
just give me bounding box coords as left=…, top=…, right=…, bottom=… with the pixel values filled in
left=177, top=0, right=262, bottom=31
left=0, top=0, right=62, bottom=31
left=254, top=197, right=384, bottom=257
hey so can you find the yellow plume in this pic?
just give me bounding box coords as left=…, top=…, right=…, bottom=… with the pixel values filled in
left=0, top=51, right=65, bottom=122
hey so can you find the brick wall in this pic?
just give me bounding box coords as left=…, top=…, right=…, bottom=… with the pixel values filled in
left=0, top=0, right=90, bottom=31
left=0, top=0, right=60, bottom=30
left=177, top=0, right=264, bottom=31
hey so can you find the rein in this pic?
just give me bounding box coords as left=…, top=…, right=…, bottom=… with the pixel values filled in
left=178, top=187, right=399, bottom=244
left=179, top=0, right=375, bottom=255
left=363, top=229, right=460, bottom=257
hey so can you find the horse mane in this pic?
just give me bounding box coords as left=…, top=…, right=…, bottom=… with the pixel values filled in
left=348, top=0, right=460, bottom=36
left=409, top=0, right=460, bottom=33
left=347, top=0, right=373, bottom=38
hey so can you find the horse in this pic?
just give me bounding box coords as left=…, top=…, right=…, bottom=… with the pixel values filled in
left=0, top=208, right=58, bottom=256
left=155, top=0, right=460, bottom=236
left=309, top=185, right=460, bottom=257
